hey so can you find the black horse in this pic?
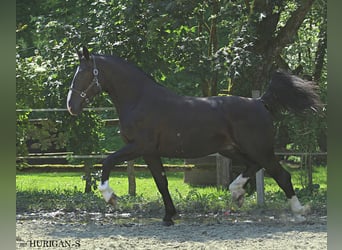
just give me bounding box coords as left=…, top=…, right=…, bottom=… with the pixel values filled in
left=67, top=46, right=321, bottom=225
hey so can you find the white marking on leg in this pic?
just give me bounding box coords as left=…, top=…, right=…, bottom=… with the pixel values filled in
left=229, top=174, right=249, bottom=202
left=289, top=195, right=303, bottom=214
left=98, top=180, right=114, bottom=203
left=289, top=195, right=310, bottom=215
left=229, top=174, right=249, bottom=192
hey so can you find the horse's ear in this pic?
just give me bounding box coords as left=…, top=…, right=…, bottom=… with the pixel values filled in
left=82, top=46, right=90, bottom=60
left=76, top=48, right=82, bottom=61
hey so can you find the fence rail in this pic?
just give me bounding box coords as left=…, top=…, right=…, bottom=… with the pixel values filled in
left=17, top=154, right=113, bottom=160
left=17, top=152, right=327, bottom=174
left=16, top=107, right=117, bottom=112
left=17, top=151, right=327, bottom=160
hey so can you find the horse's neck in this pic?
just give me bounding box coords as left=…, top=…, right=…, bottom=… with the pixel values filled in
left=100, top=56, right=153, bottom=115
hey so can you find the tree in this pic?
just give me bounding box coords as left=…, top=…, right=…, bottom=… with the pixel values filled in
left=16, top=1, right=105, bottom=193
left=227, top=0, right=316, bottom=96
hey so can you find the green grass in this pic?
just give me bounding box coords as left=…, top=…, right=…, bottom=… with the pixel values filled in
left=264, top=164, right=327, bottom=191
left=16, top=165, right=327, bottom=216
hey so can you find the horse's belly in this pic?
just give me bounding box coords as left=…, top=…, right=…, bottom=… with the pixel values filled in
left=158, top=129, right=230, bottom=158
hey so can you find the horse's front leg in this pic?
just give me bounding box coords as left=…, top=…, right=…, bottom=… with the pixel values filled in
left=143, top=155, right=177, bottom=226
left=98, top=144, right=140, bottom=206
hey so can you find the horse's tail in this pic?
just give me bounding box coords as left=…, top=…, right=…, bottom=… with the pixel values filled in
left=261, top=71, right=321, bottom=115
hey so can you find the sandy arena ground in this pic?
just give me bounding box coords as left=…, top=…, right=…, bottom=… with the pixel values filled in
left=16, top=210, right=327, bottom=250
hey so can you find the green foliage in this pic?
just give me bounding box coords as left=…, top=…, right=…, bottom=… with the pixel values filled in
left=16, top=189, right=108, bottom=213
left=16, top=112, right=30, bottom=157
left=64, top=112, right=104, bottom=155
left=16, top=7, right=105, bottom=160
left=26, top=120, right=68, bottom=151
left=175, top=189, right=230, bottom=214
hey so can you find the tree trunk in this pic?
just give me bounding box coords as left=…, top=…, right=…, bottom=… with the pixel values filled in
left=269, top=0, right=316, bottom=60
left=201, top=0, right=219, bottom=97
left=230, top=0, right=316, bottom=96
left=313, top=18, right=327, bottom=82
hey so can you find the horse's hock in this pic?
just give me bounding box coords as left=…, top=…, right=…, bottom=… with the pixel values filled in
left=184, top=154, right=244, bottom=188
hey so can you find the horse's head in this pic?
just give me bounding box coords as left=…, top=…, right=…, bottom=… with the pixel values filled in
left=67, top=46, right=102, bottom=115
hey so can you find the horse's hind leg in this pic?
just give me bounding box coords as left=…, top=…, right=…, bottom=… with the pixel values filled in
left=265, top=158, right=310, bottom=219
left=219, top=151, right=260, bottom=207
left=143, top=155, right=177, bottom=226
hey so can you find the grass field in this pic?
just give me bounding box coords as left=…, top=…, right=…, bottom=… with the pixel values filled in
left=16, top=165, right=327, bottom=216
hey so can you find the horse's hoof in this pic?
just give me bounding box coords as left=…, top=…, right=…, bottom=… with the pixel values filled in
left=162, top=220, right=174, bottom=226
left=237, top=195, right=244, bottom=208
left=107, top=193, right=118, bottom=207
left=301, top=204, right=311, bottom=215
left=289, top=196, right=311, bottom=216
left=292, top=204, right=310, bottom=221
left=232, top=194, right=244, bottom=208
left=293, top=214, right=306, bottom=223
left=231, top=190, right=245, bottom=208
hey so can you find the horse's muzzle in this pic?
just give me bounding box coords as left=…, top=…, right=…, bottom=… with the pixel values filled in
left=67, top=90, right=82, bottom=116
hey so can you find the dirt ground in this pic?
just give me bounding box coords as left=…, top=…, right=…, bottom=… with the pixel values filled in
left=16, top=210, right=327, bottom=250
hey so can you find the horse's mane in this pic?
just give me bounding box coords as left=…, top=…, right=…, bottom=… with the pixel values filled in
left=98, top=54, right=165, bottom=88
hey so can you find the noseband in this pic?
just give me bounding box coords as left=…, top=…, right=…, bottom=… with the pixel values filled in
left=70, top=55, right=102, bottom=103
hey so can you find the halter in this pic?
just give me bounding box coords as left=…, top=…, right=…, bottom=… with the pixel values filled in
left=69, top=55, right=102, bottom=103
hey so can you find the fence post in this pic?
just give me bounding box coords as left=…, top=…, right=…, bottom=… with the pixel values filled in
left=306, top=153, right=313, bottom=193
left=216, top=154, right=231, bottom=188
left=127, top=160, right=136, bottom=196
left=256, top=169, right=265, bottom=205
left=84, top=160, right=93, bottom=193
left=252, top=90, right=265, bottom=206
